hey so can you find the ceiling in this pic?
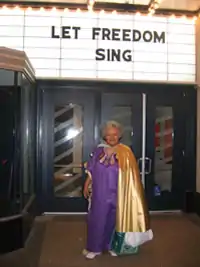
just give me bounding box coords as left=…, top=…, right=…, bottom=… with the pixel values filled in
left=3, top=0, right=200, bottom=11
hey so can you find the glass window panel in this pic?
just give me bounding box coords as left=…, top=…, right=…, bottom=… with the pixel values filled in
left=54, top=104, right=83, bottom=197
left=61, top=39, right=97, bottom=49
left=61, top=59, right=96, bottom=70
left=134, top=21, right=167, bottom=32
left=24, top=15, right=61, bottom=27
left=134, top=15, right=167, bottom=23
left=168, top=73, right=195, bottom=82
left=168, top=54, right=195, bottom=64
left=61, top=70, right=96, bottom=78
left=167, top=23, right=195, bottom=34
left=0, top=8, right=24, bottom=15
left=134, top=72, right=167, bottom=81
left=0, top=26, right=23, bottom=36
left=168, top=63, right=195, bottom=74
left=106, top=106, right=133, bottom=147
left=167, top=33, right=195, bottom=45
left=97, top=61, right=133, bottom=71
left=25, top=48, right=60, bottom=59
left=97, top=71, right=132, bottom=80
left=62, top=11, right=97, bottom=19
left=105, top=13, right=133, bottom=21
left=30, top=58, right=60, bottom=69
left=134, top=62, right=167, bottom=73
left=98, top=19, right=133, bottom=28
left=61, top=48, right=94, bottom=60
left=14, top=47, right=24, bottom=51
left=134, top=42, right=167, bottom=53
left=24, top=26, right=53, bottom=37
left=168, top=44, right=195, bottom=54
left=24, top=37, right=60, bottom=48
left=98, top=39, right=133, bottom=49
left=35, top=69, right=60, bottom=77
left=98, top=12, right=133, bottom=21
left=167, top=17, right=195, bottom=25
left=154, top=107, right=173, bottom=194
left=25, top=9, right=62, bottom=17
left=0, top=15, right=24, bottom=25
left=134, top=52, right=167, bottom=63
left=61, top=17, right=98, bottom=28
left=0, top=37, right=23, bottom=48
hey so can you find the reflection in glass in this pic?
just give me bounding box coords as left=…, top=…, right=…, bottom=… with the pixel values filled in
left=154, top=107, right=173, bottom=194
left=54, top=104, right=83, bottom=197
left=108, top=106, right=132, bottom=146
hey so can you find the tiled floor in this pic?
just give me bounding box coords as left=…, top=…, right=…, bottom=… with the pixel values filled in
left=1, top=214, right=200, bottom=267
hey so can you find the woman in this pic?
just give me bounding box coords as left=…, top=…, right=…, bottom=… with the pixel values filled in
left=83, top=121, right=152, bottom=259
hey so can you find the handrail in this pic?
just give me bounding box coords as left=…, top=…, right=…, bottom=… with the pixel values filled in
left=0, top=194, right=35, bottom=223
left=0, top=213, right=23, bottom=223
left=22, top=194, right=35, bottom=213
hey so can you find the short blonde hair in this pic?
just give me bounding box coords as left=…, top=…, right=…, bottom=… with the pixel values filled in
left=101, top=120, right=123, bottom=138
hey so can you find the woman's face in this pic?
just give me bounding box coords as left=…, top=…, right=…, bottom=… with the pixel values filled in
left=104, top=126, right=120, bottom=147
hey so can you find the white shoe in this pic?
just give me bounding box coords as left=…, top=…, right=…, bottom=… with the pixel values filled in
left=82, top=249, right=88, bottom=256
left=109, top=250, right=118, bottom=257
left=85, top=252, right=101, bottom=259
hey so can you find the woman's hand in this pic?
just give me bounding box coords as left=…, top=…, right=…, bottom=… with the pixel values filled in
left=83, top=184, right=89, bottom=199
left=83, top=177, right=91, bottom=199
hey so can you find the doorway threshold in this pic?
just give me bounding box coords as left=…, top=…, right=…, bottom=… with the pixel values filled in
left=149, top=210, right=182, bottom=214
left=43, top=212, right=87, bottom=215
left=43, top=211, right=182, bottom=216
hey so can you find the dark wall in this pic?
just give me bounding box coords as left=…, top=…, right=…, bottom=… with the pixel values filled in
left=0, top=71, right=37, bottom=253
left=20, top=74, right=37, bottom=210
left=0, top=87, right=17, bottom=216
left=19, top=74, right=37, bottom=248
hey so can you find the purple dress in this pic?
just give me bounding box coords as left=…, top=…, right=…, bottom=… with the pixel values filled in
left=86, top=147, right=119, bottom=253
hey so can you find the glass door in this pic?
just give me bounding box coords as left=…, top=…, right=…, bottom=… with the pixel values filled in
left=101, top=92, right=143, bottom=179
left=146, top=93, right=185, bottom=211
left=43, top=89, right=96, bottom=212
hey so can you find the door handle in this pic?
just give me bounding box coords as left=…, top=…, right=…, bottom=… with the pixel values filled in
left=137, top=157, right=152, bottom=175
left=137, top=158, right=143, bottom=174
left=145, top=157, right=152, bottom=174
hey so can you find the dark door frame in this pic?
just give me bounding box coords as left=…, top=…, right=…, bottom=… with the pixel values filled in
left=36, top=80, right=196, bottom=214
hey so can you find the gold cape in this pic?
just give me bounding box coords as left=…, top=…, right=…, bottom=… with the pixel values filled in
left=115, top=143, right=149, bottom=233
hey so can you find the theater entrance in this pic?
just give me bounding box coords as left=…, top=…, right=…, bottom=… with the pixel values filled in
left=40, top=82, right=195, bottom=213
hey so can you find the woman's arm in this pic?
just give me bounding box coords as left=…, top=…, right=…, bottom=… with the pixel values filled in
left=83, top=176, right=92, bottom=199
left=83, top=147, right=100, bottom=198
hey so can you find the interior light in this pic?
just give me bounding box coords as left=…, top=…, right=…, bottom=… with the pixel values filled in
left=135, top=12, right=141, bottom=16
left=181, top=15, right=186, bottom=19
left=193, top=16, right=197, bottom=21
left=51, top=7, right=57, bottom=12
left=66, top=128, right=79, bottom=140
left=154, top=3, right=159, bottom=9
left=149, top=9, right=155, bottom=15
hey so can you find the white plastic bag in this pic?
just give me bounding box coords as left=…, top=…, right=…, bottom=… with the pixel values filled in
left=124, top=229, right=153, bottom=247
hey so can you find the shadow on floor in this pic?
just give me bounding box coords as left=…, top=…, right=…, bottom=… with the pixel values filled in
left=1, top=213, right=200, bottom=267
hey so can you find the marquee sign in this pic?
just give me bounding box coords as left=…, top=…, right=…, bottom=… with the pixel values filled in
left=51, top=26, right=166, bottom=62
left=0, top=8, right=196, bottom=82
